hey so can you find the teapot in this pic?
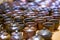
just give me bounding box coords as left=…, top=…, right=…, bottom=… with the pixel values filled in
left=23, top=26, right=37, bottom=39
left=11, top=30, right=23, bottom=40
left=38, top=28, right=52, bottom=40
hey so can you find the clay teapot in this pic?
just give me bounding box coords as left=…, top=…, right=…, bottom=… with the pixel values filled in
left=38, top=28, right=52, bottom=40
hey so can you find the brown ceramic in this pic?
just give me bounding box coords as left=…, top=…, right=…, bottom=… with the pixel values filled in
left=25, top=22, right=37, bottom=28
left=35, top=17, right=46, bottom=30
left=44, top=16, right=53, bottom=21
left=23, top=26, right=37, bottom=39
left=0, top=31, right=10, bottom=40
left=52, top=12, right=60, bottom=20
left=49, top=19, right=59, bottom=30
left=43, top=22, right=55, bottom=32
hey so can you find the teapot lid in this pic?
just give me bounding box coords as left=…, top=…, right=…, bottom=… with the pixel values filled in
left=38, top=28, right=52, bottom=38
left=24, top=27, right=36, bottom=32
left=32, top=34, right=44, bottom=40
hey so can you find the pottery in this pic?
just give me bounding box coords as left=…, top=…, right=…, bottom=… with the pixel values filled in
left=11, top=30, right=23, bottom=40
left=38, top=28, right=52, bottom=40
left=23, top=26, right=37, bottom=39
left=43, top=22, right=55, bottom=32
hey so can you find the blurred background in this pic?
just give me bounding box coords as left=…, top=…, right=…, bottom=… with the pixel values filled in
left=0, top=0, right=60, bottom=40
left=0, top=0, right=13, bottom=4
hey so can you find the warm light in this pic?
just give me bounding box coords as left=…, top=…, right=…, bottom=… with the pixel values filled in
left=58, top=25, right=60, bottom=30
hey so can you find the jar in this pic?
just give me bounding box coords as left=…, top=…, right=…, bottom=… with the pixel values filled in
left=31, top=7, right=39, bottom=14
left=11, top=13, right=18, bottom=17
left=7, top=23, right=19, bottom=33
left=18, top=23, right=25, bottom=31
left=35, top=17, right=46, bottom=30
left=0, top=24, right=4, bottom=31
left=43, top=22, right=55, bottom=32
left=26, top=0, right=34, bottom=2
left=5, top=7, right=12, bottom=14
left=14, top=15, right=24, bottom=21
left=27, top=2, right=37, bottom=6
left=51, top=6, right=59, bottom=13
left=49, top=19, right=59, bottom=30
left=2, top=2, right=10, bottom=9
left=52, top=12, right=60, bottom=20
left=24, top=18, right=35, bottom=23
left=3, top=2, right=12, bottom=14
left=12, top=1, right=20, bottom=8
left=25, top=22, right=37, bottom=28
left=14, top=17, right=23, bottom=23
left=0, top=8, right=3, bottom=14
left=0, top=14, right=4, bottom=24
left=39, top=7, right=49, bottom=16
left=37, top=13, right=46, bottom=17
left=23, top=26, right=37, bottom=39
left=17, top=11, right=24, bottom=16
left=44, top=16, right=53, bottom=21
left=13, top=5, right=20, bottom=11
left=6, top=11, right=13, bottom=17
left=25, top=12, right=37, bottom=18
left=10, top=30, right=23, bottom=40
left=0, top=31, right=10, bottom=40
left=4, top=16, right=13, bottom=24
left=20, top=4, right=27, bottom=11
left=38, top=28, right=52, bottom=40
left=33, top=34, right=44, bottom=40
left=0, top=4, right=5, bottom=13
left=27, top=34, right=45, bottom=40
